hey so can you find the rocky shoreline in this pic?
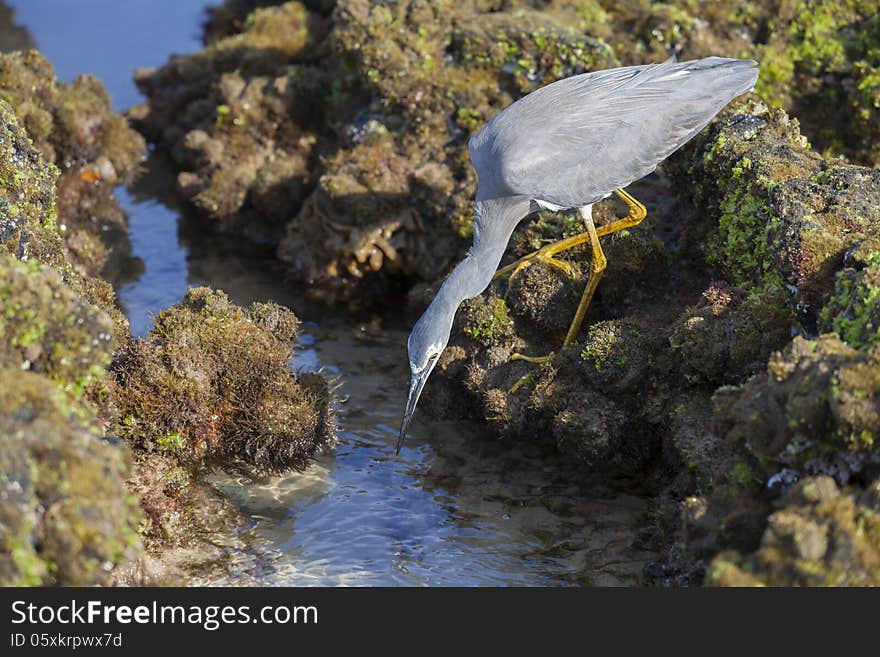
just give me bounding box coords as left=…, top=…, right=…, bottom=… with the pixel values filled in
left=0, top=56, right=334, bottom=585
left=2, top=0, right=879, bottom=586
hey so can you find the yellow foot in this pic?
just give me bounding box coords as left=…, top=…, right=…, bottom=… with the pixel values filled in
left=509, top=253, right=576, bottom=286
left=508, top=351, right=555, bottom=393
left=495, top=250, right=577, bottom=285
left=511, top=352, right=555, bottom=364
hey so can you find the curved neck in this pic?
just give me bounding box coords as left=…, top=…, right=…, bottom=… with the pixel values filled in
left=438, top=196, right=531, bottom=309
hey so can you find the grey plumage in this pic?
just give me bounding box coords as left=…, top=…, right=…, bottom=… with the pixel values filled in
left=398, top=56, right=759, bottom=453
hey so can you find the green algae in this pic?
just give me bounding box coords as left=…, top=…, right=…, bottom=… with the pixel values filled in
left=819, top=251, right=880, bottom=350
left=0, top=50, right=145, bottom=276
left=462, top=296, right=514, bottom=344
left=0, top=247, right=114, bottom=403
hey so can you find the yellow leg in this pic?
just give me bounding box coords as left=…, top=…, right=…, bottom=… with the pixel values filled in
left=561, top=206, right=606, bottom=348
left=504, top=189, right=647, bottom=390
left=493, top=188, right=647, bottom=281
left=598, top=188, right=647, bottom=238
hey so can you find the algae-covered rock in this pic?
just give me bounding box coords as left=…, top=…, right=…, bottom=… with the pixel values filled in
left=819, top=248, right=880, bottom=350
left=670, top=283, right=792, bottom=385
left=0, top=96, right=128, bottom=337
left=0, top=50, right=145, bottom=277
left=0, top=98, right=62, bottom=269
left=714, top=334, right=880, bottom=485
left=0, top=253, right=114, bottom=400
left=708, top=476, right=880, bottom=586
left=667, top=101, right=880, bottom=317
left=0, top=369, right=142, bottom=586
left=579, top=0, right=880, bottom=166
left=431, top=306, right=661, bottom=474
left=131, top=1, right=325, bottom=243
left=751, top=0, right=880, bottom=166
left=114, top=287, right=334, bottom=474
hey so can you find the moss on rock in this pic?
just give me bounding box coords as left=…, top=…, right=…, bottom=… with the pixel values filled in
left=0, top=253, right=114, bottom=401
left=0, top=369, right=142, bottom=586
left=0, top=50, right=145, bottom=277
left=113, top=287, right=334, bottom=474
left=708, top=475, right=880, bottom=586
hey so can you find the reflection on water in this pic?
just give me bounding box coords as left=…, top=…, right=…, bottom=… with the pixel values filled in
left=8, top=0, right=658, bottom=586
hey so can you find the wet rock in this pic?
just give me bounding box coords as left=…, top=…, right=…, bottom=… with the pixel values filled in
left=714, top=334, right=880, bottom=486
left=0, top=50, right=145, bottom=277
left=708, top=475, right=880, bottom=586
left=668, top=101, right=880, bottom=318
left=0, top=97, right=128, bottom=340
left=124, top=451, right=247, bottom=568
left=132, top=1, right=326, bottom=244
left=113, top=287, right=334, bottom=474
left=433, top=308, right=660, bottom=475
left=669, top=283, right=792, bottom=385
left=0, top=369, right=142, bottom=586
left=0, top=254, right=114, bottom=403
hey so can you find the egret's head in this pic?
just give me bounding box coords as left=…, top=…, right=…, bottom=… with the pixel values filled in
left=397, top=299, right=454, bottom=453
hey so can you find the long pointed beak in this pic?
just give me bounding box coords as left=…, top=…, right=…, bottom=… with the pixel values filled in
left=397, top=369, right=430, bottom=455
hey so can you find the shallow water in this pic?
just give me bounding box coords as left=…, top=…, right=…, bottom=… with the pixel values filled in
left=5, top=0, right=658, bottom=585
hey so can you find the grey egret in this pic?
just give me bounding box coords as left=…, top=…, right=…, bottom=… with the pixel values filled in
left=398, top=56, right=759, bottom=453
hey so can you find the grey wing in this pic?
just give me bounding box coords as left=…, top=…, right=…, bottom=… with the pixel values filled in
left=470, top=57, right=758, bottom=205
